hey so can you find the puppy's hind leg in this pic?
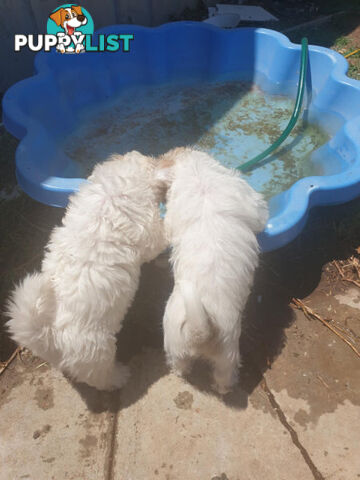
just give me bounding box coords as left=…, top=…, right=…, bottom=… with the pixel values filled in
left=163, top=288, right=192, bottom=378
left=58, top=327, right=130, bottom=391
left=211, top=338, right=240, bottom=395
left=102, top=361, right=130, bottom=391
left=166, top=354, right=192, bottom=378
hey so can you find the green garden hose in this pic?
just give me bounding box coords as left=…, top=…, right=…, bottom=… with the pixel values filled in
left=237, top=37, right=309, bottom=173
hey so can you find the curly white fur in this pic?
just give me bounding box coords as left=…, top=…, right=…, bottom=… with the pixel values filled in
left=157, top=148, right=269, bottom=394
left=6, top=151, right=167, bottom=390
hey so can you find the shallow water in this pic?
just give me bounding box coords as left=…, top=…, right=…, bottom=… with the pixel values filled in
left=64, top=81, right=331, bottom=199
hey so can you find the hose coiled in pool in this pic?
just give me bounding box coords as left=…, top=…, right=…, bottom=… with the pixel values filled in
left=237, top=37, right=309, bottom=173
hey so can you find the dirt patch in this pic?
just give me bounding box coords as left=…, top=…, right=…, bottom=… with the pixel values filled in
left=42, top=457, right=55, bottom=464
left=211, top=474, right=229, bottom=480
left=174, top=391, right=194, bottom=410
left=79, top=434, right=98, bottom=458
left=0, top=352, right=47, bottom=410
left=34, top=387, right=54, bottom=410
left=33, top=424, right=51, bottom=440
left=263, top=301, right=360, bottom=426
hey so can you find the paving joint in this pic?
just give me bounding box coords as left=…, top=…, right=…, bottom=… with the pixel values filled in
left=104, top=411, right=118, bottom=480
left=260, top=376, right=325, bottom=480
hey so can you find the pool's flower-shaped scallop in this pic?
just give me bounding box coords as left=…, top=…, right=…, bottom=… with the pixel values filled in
left=3, top=24, right=360, bottom=251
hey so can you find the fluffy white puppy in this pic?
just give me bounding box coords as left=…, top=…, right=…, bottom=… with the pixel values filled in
left=157, top=148, right=268, bottom=394
left=7, top=151, right=167, bottom=391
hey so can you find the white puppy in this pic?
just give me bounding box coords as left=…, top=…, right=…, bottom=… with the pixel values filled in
left=157, top=148, right=268, bottom=394
left=7, top=151, right=167, bottom=391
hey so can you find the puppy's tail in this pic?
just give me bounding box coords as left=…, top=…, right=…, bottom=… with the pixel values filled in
left=179, top=281, right=212, bottom=344
left=6, top=273, right=57, bottom=360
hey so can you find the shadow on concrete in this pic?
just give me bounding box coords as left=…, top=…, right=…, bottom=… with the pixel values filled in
left=2, top=190, right=359, bottom=414
left=225, top=196, right=360, bottom=409
left=74, top=196, right=360, bottom=413
left=72, top=256, right=173, bottom=413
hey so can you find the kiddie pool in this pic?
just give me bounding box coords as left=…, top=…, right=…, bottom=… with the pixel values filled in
left=3, top=23, right=360, bottom=251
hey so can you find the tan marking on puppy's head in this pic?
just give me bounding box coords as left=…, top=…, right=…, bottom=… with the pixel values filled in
left=158, top=146, right=190, bottom=168
left=121, top=151, right=165, bottom=203
left=157, top=156, right=175, bottom=170
left=154, top=149, right=181, bottom=197
left=156, top=146, right=192, bottom=184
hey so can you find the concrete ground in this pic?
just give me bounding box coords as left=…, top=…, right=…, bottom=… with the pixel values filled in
left=1, top=209, right=360, bottom=479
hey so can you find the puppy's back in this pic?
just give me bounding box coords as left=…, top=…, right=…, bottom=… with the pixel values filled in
left=163, top=149, right=268, bottom=325
left=165, top=149, right=268, bottom=254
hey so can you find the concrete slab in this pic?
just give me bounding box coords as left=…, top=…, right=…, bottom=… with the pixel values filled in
left=110, top=349, right=313, bottom=480
left=1, top=246, right=359, bottom=480
left=0, top=352, right=115, bottom=480
left=335, top=287, right=360, bottom=311
left=263, top=300, right=360, bottom=480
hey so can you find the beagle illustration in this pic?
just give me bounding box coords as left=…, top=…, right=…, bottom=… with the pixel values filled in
left=49, top=5, right=88, bottom=53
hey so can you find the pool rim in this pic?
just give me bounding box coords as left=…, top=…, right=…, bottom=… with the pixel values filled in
left=2, top=23, right=360, bottom=251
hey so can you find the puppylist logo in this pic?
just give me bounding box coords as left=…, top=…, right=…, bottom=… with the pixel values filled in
left=47, top=4, right=94, bottom=54
left=15, top=4, right=134, bottom=54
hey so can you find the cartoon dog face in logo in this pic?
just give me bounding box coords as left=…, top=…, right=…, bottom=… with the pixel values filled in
left=49, top=5, right=87, bottom=35
left=49, top=5, right=88, bottom=53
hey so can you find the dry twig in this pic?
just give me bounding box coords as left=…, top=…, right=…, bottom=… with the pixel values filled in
left=291, top=298, right=360, bottom=359
left=0, top=346, right=22, bottom=376
left=35, top=362, right=48, bottom=370
left=316, top=374, right=329, bottom=389
left=333, top=259, right=360, bottom=289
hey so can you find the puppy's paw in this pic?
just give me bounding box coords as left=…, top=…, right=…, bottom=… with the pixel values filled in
left=109, top=362, right=130, bottom=390
left=211, top=381, right=234, bottom=396
left=168, top=357, right=191, bottom=378
left=93, top=363, right=130, bottom=391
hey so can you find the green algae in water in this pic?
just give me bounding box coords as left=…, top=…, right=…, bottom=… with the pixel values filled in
left=64, top=81, right=330, bottom=199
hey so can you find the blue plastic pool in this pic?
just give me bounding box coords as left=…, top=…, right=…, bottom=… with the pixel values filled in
left=3, top=24, right=360, bottom=251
